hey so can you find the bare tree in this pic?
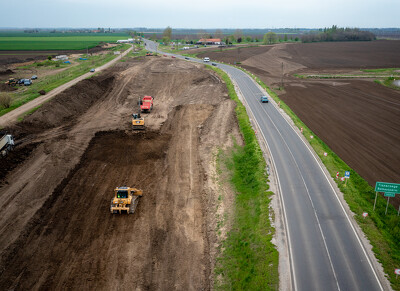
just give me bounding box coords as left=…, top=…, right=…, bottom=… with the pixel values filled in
left=197, top=30, right=209, bottom=40
left=234, top=29, right=243, bottom=42
left=214, top=29, right=223, bottom=39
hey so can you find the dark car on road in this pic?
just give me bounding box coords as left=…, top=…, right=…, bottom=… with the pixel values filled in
left=211, top=62, right=217, bottom=66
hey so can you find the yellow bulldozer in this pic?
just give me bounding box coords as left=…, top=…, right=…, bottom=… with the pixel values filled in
left=110, top=187, right=143, bottom=214
left=132, top=112, right=145, bottom=130
left=131, top=98, right=145, bottom=130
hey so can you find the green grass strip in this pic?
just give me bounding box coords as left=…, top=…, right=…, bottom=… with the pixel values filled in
left=208, top=65, right=279, bottom=290
left=241, top=68, right=400, bottom=290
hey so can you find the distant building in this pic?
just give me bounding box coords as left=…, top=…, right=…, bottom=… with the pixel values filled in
left=55, top=55, right=68, bottom=61
left=116, top=38, right=134, bottom=43
left=197, top=38, right=222, bottom=45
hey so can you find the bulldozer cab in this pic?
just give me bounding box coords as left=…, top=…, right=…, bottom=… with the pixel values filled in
left=111, top=187, right=143, bottom=214
left=132, top=112, right=141, bottom=120
left=116, top=189, right=128, bottom=198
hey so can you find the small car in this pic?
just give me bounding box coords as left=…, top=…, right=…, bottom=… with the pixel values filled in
left=260, top=96, right=269, bottom=103
left=24, top=79, right=32, bottom=86
left=31, top=75, right=38, bottom=80
left=90, top=68, right=95, bottom=73
left=211, top=62, right=217, bottom=66
left=185, top=57, right=189, bottom=60
left=171, top=56, right=176, bottom=59
left=203, top=57, right=210, bottom=62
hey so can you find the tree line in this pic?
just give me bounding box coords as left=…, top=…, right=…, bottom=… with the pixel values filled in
left=301, top=26, right=376, bottom=42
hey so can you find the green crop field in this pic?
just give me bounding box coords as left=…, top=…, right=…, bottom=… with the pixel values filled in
left=0, top=32, right=130, bottom=51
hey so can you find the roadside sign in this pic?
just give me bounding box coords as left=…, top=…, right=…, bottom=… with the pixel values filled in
left=336, top=172, right=339, bottom=179
left=375, top=182, right=400, bottom=194
left=384, top=192, right=396, bottom=197
left=324, top=152, right=328, bottom=157
left=395, top=269, right=400, bottom=275
left=345, top=171, right=350, bottom=179
left=310, top=135, right=314, bottom=139
left=362, top=212, right=368, bottom=218
left=340, top=177, right=345, bottom=182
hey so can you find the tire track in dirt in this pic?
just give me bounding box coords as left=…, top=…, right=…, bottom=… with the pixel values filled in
left=0, top=57, right=242, bottom=290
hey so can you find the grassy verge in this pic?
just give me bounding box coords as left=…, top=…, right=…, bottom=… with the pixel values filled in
left=241, top=68, right=400, bottom=290
left=208, top=65, right=279, bottom=290
left=0, top=44, right=130, bottom=117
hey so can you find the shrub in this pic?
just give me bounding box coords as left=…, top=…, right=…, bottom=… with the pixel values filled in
left=0, top=92, right=12, bottom=109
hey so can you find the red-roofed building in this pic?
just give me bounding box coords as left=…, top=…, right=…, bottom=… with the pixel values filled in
left=197, top=38, right=222, bottom=45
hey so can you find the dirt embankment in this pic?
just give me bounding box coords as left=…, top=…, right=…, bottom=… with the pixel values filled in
left=199, top=40, right=400, bottom=208
left=0, top=57, right=241, bottom=290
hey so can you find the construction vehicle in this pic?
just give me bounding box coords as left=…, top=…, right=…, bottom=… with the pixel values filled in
left=132, top=99, right=145, bottom=129
left=0, top=134, right=14, bottom=156
left=140, top=96, right=153, bottom=113
left=5, top=78, right=17, bottom=86
left=110, top=187, right=143, bottom=214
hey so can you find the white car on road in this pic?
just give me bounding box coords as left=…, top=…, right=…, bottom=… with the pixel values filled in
left=203, top=57, right=210, bottom=62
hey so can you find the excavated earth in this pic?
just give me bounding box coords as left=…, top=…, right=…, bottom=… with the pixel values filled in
left=0, top=57, right=241, bottom=290
left=198, top=40, right=400, bottom=208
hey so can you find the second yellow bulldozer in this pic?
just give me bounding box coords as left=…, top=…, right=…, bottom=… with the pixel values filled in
left=110, top=187, right=143, bottom=214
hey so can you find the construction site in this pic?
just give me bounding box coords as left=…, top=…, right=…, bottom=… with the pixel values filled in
left=0, top=56, right=241, bottom=290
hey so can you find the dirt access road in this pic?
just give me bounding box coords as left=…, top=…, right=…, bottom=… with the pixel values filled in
left=0, top=46, right=132, bottom=127
left=0, top=56, right=240, bottom=289
left=198, top=40, right=400, bottom=206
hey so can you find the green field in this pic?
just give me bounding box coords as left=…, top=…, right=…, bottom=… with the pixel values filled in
left=0, top=32, right=130, bottom=50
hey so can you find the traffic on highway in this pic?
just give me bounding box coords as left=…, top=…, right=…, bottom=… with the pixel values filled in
left=144, top=39, right=385, bottom=291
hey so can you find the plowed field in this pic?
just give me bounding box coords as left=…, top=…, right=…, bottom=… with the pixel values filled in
left=198, top=40, right=400, bottom=207
left=0, top=57, right=240, bottom=290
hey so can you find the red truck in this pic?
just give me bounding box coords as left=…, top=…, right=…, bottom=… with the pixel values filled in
left=140, top=96, right=153, bottom=113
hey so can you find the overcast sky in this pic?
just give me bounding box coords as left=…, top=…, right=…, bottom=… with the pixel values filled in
left=1, top=0, right=399, bottom=28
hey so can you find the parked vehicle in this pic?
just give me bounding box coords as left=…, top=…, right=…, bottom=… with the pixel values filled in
left=24, top=79, right=32, bottom=86
left=90, top=68, right=95, bottom=72
left=31, top=75, right=38, bottom=80
left=140, top=96, right=154, bottom=113
left=0, top=134, right=14, bottom=156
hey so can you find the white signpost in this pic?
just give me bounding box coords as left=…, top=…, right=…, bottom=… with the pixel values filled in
left=344, top=171, right=350, bottom=186
left=362, top=212, right=368, bottom=219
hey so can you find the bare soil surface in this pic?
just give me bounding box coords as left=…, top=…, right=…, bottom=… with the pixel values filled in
left=0, top=46, right=110, bottom=66
left=0, top=57, right=241, bottom=290
left=199, top=40, right=400, bottom=207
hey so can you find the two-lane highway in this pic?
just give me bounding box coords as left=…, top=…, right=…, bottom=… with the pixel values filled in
left=144, top=39, right=384, bottom=290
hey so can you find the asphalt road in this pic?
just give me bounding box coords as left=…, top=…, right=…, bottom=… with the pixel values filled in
left=144, top=39, right=384, bottom=291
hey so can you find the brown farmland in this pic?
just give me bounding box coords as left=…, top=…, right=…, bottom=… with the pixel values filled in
left=198, top=40, right=400, bottom=206
left=0, top=57, right=240, bottom=289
